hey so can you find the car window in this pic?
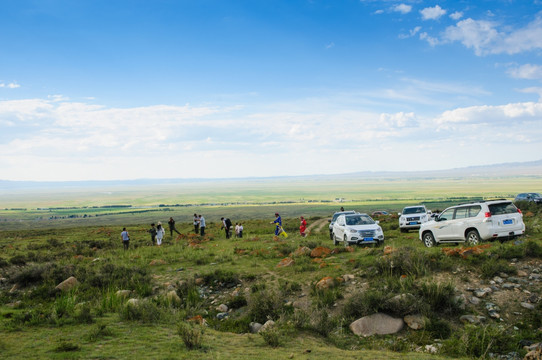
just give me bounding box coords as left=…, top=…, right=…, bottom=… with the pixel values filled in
left=455, top=207, right=468, bottom=219
left=346, top=215, right=374, bottom=225
left=337, top=216, right=345, bottom=226
left=468, top=205, right=481, bottom=217
left=439, top=208, right=455, bottom=221
left=403, top=207, right=425, bottom=215
left=489, top=202, right=517, bottom=215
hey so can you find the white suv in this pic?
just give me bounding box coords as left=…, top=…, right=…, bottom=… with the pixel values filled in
left=332, top=213, right=384, bottom=246
left=419, top=200, right=525, bottom=247
left=399, top=205, right=430, bottom=232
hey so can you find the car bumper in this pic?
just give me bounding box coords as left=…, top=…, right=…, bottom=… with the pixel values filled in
left=346, top=235, right=384, bottom=245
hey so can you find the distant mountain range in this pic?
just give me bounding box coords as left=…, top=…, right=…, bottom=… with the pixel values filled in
left=1, top=159, right=541, bottom=191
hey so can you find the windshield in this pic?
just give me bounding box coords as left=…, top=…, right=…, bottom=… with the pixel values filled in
left=345, top=215, right=374, bottom=226
left=403, top=207, right=425, bottom=215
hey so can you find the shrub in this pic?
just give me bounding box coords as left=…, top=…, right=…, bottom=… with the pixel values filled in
left=202, top=269, right=239, bottom=286
left=525, top=240, right=542, bottom=258
left=425, top=317, right=452, bottom=339
left=480, top=258, right=516, bottom=278
left=177, top=322, right=204, bottom=350
left=311, top=287, right=343, bottom=309
left=227, top=294, right=248, bottom=310
left=86, top=323, right=113, bottom=342
left=0, top=257, right=9, bottom=267
left=441, top=324, right=520, bottom=358
left=9, top=254, right=27, bottom=266
left=119, top=300, right=163, bottom=323
left=342, top=289, right=388, bottom=321
left=375, top=247, right=432, bottom=278
left=259, top=326, right=281, bottom=347
left=74, top=303, right=94, bottom=324
left=248, top=289, right=285, bottom=324
left=417, top=281, right=461, bottom=316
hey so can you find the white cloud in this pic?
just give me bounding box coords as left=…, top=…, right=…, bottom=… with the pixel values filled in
left=325, top=42, right=335, bottom=49
left=507, top=64, right=542, bottom=80
left=419, top=32, right=439, bottom=46
left=1, top=95, right=541, bottom=181
left=420, top=5, right=446, bottom=20
left=441, top=15, right=542, bottom=56
left=374, top=9, right=384, bottom=15
left=399, top=26, right=421, bottom=39
left=392, top=4, right=411, bottom=14
left=449, top=11, right=463, bottom=20
left=0, top=82, right=20, bottom=89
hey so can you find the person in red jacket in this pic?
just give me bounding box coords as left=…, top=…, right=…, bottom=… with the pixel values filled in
left=299, top=216, right=307, bottom=237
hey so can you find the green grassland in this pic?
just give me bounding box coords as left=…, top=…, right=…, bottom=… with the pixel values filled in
left=1, top=176, right=540, bottom=231
left=1, top=177, right=541, bottom=359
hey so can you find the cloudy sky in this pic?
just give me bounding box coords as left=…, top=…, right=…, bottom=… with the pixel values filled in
left=1, top=0, right=542, bottom=181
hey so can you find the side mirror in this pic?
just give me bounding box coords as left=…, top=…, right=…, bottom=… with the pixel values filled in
left=375, top=220, right=380, bottom=225
left=328, top=219, right=331, bottom=222
left=397, top=213, right=402, bottom=216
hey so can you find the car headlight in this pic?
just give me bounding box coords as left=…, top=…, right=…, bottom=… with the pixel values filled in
left=349, top=229, right=357, bottom=233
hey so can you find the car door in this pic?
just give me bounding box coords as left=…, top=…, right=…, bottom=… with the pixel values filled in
left=450, top=206, right=469, bottom=241
left=333, top=215, right=346, bottom=240
left=432, top=208, right=456, bottom=241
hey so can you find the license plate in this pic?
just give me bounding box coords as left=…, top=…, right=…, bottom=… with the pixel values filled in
left=503, top=219, right=513, bottom=225
left=409, top=222, right=417, bottom=225
left=364, top=237, right=373, bottom=241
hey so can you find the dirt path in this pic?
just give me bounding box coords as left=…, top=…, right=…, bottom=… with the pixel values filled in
left=306, top=218, right=330, bottom=234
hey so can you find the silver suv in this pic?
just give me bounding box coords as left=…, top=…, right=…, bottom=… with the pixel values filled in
left=329, top=210, right=356, bottom=239
left=399, top=205, right=430, bottom=232
left=419, top=200, right=525, bottom=247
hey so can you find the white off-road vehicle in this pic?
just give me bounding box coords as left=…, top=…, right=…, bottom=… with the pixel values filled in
left=398, top=205, right=431, bottom=233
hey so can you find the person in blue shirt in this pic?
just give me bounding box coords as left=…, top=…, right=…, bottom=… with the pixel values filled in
left=271, top=213, right=281, bottom=236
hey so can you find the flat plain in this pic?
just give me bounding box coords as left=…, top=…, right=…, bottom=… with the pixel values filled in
left=1, top=175, right=541, bottom=359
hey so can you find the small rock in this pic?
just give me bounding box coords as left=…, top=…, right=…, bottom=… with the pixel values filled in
left=517, top=270, right=528, bottom=277
left=127, top=298, right=140, bottom=306
left=249, top=322, right=263, bottom=333
left=216, top=312, right=228, bottom=320
left=470, top=296, right=481, bottom=305
left=217, top=304, right=228, bottom=312
left=460, top=315, right=479, bottom=324
left=116, top=290, right=132, bottom=298
left=259, top=320, right=276, bottom=333
left=521, top=302, right=536, bottom=310
left=404, top=314, right=426, bottom=330
left=55, top=276, right=79, bottom=292
left=315, top=276, right=337, bottom=290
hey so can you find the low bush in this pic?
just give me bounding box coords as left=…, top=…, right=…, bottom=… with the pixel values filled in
left=177, top=321, right=204, bottom=350
left=480, top=258, right=516, bottom=278
left=119, top=300, right=163, bottom=323
left=86, top=323, right=113, bottom=342
left=441, top=324, right=520, bottom=358
left=342, top=289, right=388, bottom=321
left=54, top=341, right=81, bottom=352
left=417, top=281, right=461, bottom=316
left=201, top=269, right=239, bottom=286
left=247, top=289, right=286, bottom=324
left=259, top=326, right=281, bottom=347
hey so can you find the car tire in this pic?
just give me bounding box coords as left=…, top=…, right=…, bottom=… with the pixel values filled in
left=343, top=235, right=349, bottom=247
left=466, top=230, right=480, bottom=246
left=329, top=231, right=333, bottom=240
left=400, top=228, right=408, bottom=233
left=422, top=232, right=436, bottom=248
left=333, top=233, right=338, bottom=246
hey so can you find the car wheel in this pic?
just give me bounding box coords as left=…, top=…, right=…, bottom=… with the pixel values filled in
left=329, top=231, right=333, bottom=240
left=466, top=230, right=480, bottom=246
left=343, top=235, right=349, bottom=247
left=400, top=228, right=408, bottom=233
left=333, top=233, right=338, bottom=246
left=422, top=232, right=436, bottom=248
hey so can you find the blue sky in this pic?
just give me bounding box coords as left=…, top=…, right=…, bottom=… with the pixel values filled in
left=1, top=0, right=542, bottom=181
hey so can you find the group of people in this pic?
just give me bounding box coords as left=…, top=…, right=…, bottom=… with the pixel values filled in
left=192, top=214, right=207, bottom=236
left=120, top=213, right=309, bottom=250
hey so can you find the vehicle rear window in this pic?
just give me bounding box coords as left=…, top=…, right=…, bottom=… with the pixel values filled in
left=488, top=202, right=517, bottom=215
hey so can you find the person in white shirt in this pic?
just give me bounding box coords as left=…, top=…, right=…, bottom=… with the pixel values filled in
left=156, top=222, right=165, bottom=246
left=199, top=215, right=206, bottom=236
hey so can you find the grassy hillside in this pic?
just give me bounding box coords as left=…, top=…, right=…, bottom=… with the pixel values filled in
left=1, top=200, right=541, bottom=359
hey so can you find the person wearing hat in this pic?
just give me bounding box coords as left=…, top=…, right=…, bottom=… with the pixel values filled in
left=271, top=213, right=282, bottom=236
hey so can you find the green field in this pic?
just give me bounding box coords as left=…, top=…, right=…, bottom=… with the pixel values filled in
left=1, top=176, right=539, bottom=231
left=1, top=177, right=541, bottom=359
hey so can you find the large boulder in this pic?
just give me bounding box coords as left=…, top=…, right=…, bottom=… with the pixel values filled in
left=55, top=276, right=79, bottom=292
left=349, top=313, right=404, bottom=337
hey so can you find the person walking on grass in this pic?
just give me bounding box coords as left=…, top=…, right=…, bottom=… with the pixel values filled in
left=148, top=223, right=157, bottom=245
left=221, top=217, right=232, bottom=239
left=199, top=214, right=206, bottom=236
left=156, top=222, right=165, bottom=246
left=271, top=213, right=282, bottom=236
left=168, top=217, right=181, bottom=237
left=193, top=213, right=200, bottom=234
left=121, top=227, right=130, bottom=251
left=235, top=223, right=240, bottom=238
left=299, top=216, right=307, bottom=237
left=238, top=223, right=243, bottom=238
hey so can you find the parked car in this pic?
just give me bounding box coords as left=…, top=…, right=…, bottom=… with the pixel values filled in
left=419, top=199, right=525, bottom=248
left=398, top=205, right=431, bottom=232
left=371, top=210, right=389, bottom=216
left=328, top=210, right=356, bottom=239
left=515, top=193, right=542, bottom=204
left=331, top=213, right=384, bottom=246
